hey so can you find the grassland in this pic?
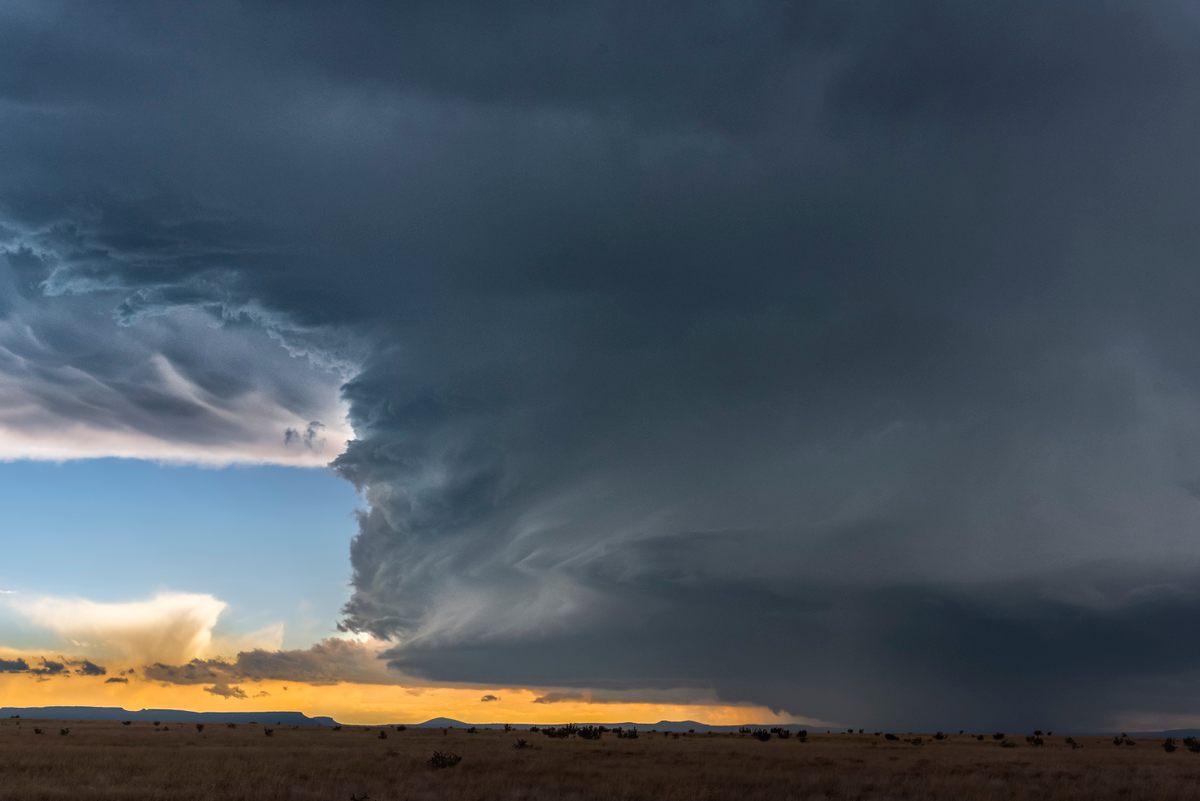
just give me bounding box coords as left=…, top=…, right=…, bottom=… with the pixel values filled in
left=1, top=719, right=1199, bottom=800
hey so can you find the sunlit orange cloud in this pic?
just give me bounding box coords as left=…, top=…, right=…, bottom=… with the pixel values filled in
left=0, top=670, right=817, bottom=727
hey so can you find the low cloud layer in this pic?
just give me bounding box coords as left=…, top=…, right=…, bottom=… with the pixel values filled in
left=0, top=655, right=108, bottom=677
left=5, top=1, right=1200, bottom=728
left=144, top=638, right=401, bottom=687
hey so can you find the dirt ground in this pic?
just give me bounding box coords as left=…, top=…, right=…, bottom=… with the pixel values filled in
left=0, top=719, right=1197, bottom=801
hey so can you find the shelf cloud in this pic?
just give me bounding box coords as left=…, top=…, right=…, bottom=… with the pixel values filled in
left=5, top=0, right=1200, bottom=728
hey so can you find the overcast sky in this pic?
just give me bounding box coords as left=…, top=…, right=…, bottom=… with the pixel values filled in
left=4, top=0, right=1200, bottom=730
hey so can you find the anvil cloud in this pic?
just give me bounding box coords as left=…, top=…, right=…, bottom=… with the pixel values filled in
left=4, top=0, right=1200, bottom=729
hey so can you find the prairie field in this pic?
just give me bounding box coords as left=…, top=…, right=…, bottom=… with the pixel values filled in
left=1, top=719, right=1198, bottom=801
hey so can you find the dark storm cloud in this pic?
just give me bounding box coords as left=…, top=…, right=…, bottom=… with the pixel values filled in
left=1, top=657, right=112, bottom=677
left=204, top=683, right=248, bottom=700
left=6, top=0, right=1200, bottom=728
left=75, top=660, right=106, bottom=677
left=32, top=659, right=65, bottom=676
left=145, top=640, right=403, bottom=687
left=104, top=677, right=129, bottom=684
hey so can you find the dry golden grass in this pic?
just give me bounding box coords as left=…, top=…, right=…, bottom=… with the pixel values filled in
left=2, top=719, right=1199, bottom=800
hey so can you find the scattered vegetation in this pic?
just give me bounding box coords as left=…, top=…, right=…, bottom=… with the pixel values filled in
left=3, top=719, right=1199, bottom=800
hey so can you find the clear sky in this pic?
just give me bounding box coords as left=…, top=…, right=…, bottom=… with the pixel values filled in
left=0, top=459, right=360, bottom=651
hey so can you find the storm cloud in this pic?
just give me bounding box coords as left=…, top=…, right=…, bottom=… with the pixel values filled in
left=5, top=1, right=1200, bottom=728
left=144, top=639, right=401, bottom=687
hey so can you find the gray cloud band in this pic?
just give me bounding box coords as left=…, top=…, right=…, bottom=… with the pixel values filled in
left=4, top=0, right=1200, bottom=728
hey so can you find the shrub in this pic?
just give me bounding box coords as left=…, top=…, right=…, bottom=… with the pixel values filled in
left=513, top=738, right=531, bottom=750
left=795, top=730, right=808, bottom=743
left=751, top=729, right=772, bottom=742
left=1164, top=738, right=1178, bottom=753
left=884, top=733, right=899, bottom=741
left=264, top=728, right=274, bottom=737
left=577, top=726, right=602, bottom=740
left=195, top=724, right=205, bottom=733
left=59, top=728, right=70, bottom=736
left=992, top=732, right=1005, bottom=741
left=616, top=729, right=639, bottom=740
left=429, top=751, right=462, bottom=769
left=378, top=730, right=388, bottom=739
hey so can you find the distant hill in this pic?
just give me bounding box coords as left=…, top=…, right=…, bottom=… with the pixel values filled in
left=0, top=706, right=815, bottom=732
left=412, top=718, right=811, bottom=733
left=0, top=706, right=337, bottom=727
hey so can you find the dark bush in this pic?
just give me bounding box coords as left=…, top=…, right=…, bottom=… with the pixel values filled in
left=992, top=733, right=1005, bottom=741
left=195, top=724, right=205, bottom=733
left=513, top=738, right=531, bottom=750
left=752, top=729, right=772, bottom=742
left=1164, top=738, right=1178, bottom=753
left=884, top=733, right=899, bottom=741
left=429, top=751, right=462, bottom=769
